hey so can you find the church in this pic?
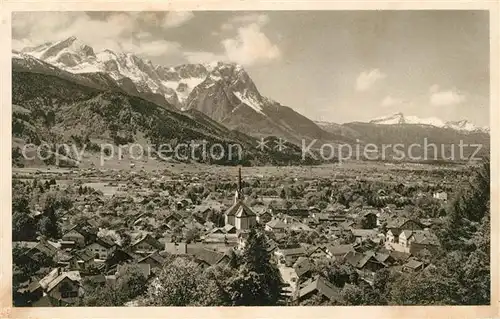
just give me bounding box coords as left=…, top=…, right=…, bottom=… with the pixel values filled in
left=224, top=167, right=257, bottom=230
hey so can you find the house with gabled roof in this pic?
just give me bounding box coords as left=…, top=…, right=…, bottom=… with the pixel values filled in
left=256, top=210, right=273, bottom=224
left=325, top=244, right=355, bottom=261
left=349, top=228, right=383, bottom=244
left=386, top=218, right=424, bottom=243
left=402, top=258, right=425, bottom=272
left=25, top=239, right=59, bottom=261
left=85, top=237, right=117, bottom=260
left=37, top=268, right=84, bottom=306
left=164, top=242, right=188, bottom=255
left=137, top=251, right=166, bottom=273
left=191, top=248, right=230, bottom=269
left=275, top=247, right=307, bottom=266
left=223, top=224, right=237, bottom=234
left=296, top=276, right=341, bottom=304
left=306, top=245, right=329, bottom=260
left=62, top=224, right=97, bottom=248
left=355, top=209, right=378, bottom=229
left=345, top=251, right=385, bottom=271
left=265, top=219, right=288, bottom=232
left=293, top=257, right=313, bottom=281
left=399, top=229, right=440, bottom=255
left=106, top=249, right=139, bottom=270
left=67, top=250, right=96, bottom=271
left=131, top=234, right=163, bottom=254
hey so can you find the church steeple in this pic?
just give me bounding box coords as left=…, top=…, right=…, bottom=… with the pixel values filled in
left=234, top=166, right=243, bottom=203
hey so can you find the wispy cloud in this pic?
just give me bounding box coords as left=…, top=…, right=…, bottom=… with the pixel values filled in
left=356, top=69, right=386, bottom=91
left=221, top=22, right=281, bottom=66
left=13, top=12, right=280, bottom=67
left=430, top=85, right=465, bottom=106
left=162, top=11, right=194, bottom=28
left=12, top=12, right=190, bottom=57
left=194, top=13, right=281, bottom=66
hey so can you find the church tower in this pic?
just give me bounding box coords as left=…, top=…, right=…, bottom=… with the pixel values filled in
left=224, top=166, right=256, bottom=230
left=234, top=166, right=243, bottom=204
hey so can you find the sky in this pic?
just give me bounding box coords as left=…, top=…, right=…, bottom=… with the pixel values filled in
left=12, top=11, right=490, bottom=126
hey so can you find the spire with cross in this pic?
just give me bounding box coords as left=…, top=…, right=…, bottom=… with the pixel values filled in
left=234, top=165, right=244, bottom=203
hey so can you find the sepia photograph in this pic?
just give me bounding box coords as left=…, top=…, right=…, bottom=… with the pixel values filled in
left=3, top=4, right=498, bottom=317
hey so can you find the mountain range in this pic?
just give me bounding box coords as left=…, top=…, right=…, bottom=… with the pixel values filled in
left=16, top=37, right=343, bottom=146
left=369, top=112, right=489, bottom=133
left=12, top=36, right=490, bottom=165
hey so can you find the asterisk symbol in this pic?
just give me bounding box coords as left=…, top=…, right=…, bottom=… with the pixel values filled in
left=256, top=137, right=268, bottom=151
left=275, top=138, right=287, bottom=152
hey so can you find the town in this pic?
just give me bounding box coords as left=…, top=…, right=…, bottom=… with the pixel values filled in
left=11, top=159, right=489, bottom=306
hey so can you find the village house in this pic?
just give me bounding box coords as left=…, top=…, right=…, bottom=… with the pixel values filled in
left=402, top=258, right=425, bottom=272
left=131, top=234, right=163, bottom=254
left=67, top=250, right=96, bottom=272
left=306, top=245, right=330, bottom=260
left=191, top=248, right=230, bottom=269
left=256, top=210, right=273, bottom=224
left=164, top=212, right=183, bottom=224
left=222, top=224, right=237, bottom=234
left=288, top=221, right=312, bottom=232
left=311, top=212, right=333, bottom=223
left=137, top=251, right=166, bottom=273
left=61, top=224, right=98, bottom=248
left=268, top=201, right=310, bottom=218
left=355, top=209, right=378, bottom=229
left=350, top=228, right=382, bottom=244
left=275, top=247, right=307, bottom=267
left=24, top=239, right=59, bottom=262
left=281, top=214, right=302, bottom=225
left=265, top=219, right=288, bottom=232
left=164, top=242, right=188, bottom=255
left=36, top=268, right=84, bottom=306
left=325, top=244, right=355, bottom=260
left=296, top=276, right=341, bottom=304
left=386, top=250, right=412, bottom=265
left=85, top=237, right=117, bottom=260
left=374, top=251, right=396, bottom=267
left=201, top=232, right=240, bottom=249
left=106, top=249, right=139, bottom=271
left=385, top=218, right=424, bottom=244
left=344, top=251, right=387, bottom=283
left=293, top=257, right=313, bottom=282
left=396, top=229, right=440, bottom=254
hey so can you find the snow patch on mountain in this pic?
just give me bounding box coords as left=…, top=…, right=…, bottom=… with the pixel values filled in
left=444, top=120, right=477, bottom=132
left=18, top=37, right=228, bottom=107
left=233, top=91, right=266, bottom=116
left=404, top=115, right=446, bottom=127
left=370, top=112, right=486, bottom=133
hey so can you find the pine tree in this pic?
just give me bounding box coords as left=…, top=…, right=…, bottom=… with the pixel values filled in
left=232, top=229, right=283, bottom=305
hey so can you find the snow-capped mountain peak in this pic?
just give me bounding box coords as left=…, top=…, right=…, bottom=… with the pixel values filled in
left=444, top=119, right=476, bottom=131
left=370, top=112, right=486, bottom=133
left=23, top=36, right=96, bottom=66
left=17, top=37, right=240, bottom=108
left=371, top=112, right=445, bottom=127
left=370, top=112, right=406, bottom=125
